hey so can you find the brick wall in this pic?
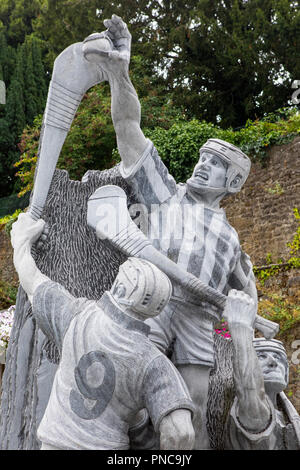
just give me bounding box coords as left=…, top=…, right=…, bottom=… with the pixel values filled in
left=222, top=136, right=300, bottom=266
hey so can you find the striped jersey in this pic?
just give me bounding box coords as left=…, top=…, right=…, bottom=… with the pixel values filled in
left=120, top=140, right=252, bottom=303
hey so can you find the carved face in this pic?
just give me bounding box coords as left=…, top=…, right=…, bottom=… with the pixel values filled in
left=256, top=350, right=288, bottom=392
left=188, top=152, right=228, bottom=190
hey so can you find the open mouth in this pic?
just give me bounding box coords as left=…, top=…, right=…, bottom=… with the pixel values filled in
left=194, top=171, right=209, bottom=181
left=263, top=369, right=280, bottom=376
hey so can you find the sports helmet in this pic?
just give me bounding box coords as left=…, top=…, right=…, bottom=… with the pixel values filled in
left=110, top=257, right=172, bottom=318
left=199, top=138, right=251, bottom=193
left=253, top=337, right=289, bottom=385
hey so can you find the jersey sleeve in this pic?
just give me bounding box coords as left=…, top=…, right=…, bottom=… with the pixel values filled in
left=227, top=249, right=254, bottom=291
left=119, top=139, right=177, bottom=209
left=32, top=280, right=90, bottom=353
left=226, top=396, right=277, bottom=450
left=142, top=354, right=195, bottom=433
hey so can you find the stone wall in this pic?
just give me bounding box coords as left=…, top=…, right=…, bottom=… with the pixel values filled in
left=222, top=136, right=300, bottom=266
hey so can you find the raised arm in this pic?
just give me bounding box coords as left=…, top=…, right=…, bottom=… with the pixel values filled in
left=83, top=15, right=148, bottom=173
left=223, top=290, right=271, bottom=432
left=11, top=213, right=49, bottom=303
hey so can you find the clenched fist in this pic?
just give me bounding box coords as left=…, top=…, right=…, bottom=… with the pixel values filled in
left=223, top=289, right=257, bottom=329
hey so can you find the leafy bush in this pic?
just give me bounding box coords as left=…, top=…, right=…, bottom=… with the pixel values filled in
left=0, top=208, right=22, bottom=236
left=258, top=294, right=300, bottom=337
left=254, top=209, right=300, bottom=285
left=14, top=101, right=300, bottom=195
left=144, top=107, right=300, bottom=183
left=0, top=280, right=18, bottom=310
left=15, top=84, right=118, bottom=197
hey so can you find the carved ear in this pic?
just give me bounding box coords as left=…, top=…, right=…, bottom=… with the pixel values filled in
left=230, top=174, right=242, bottom=189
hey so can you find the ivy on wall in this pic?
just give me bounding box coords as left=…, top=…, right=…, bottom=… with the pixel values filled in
left=254, top=208, right=300, bottom=285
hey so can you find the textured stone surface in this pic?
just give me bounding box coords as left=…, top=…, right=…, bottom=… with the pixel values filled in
left=222, top=136, right=300, bottom=265
left=0, top=167, right=130, bottom=449
left=0, top=166, right=235, bottom=450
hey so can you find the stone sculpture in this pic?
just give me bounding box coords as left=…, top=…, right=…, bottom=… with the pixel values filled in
left=223, top=289, right=300, bottom=450
left=10, top=213, right=195, bottom=450
left=1, top=13, right=295, bottom=451
left=82, top=14, right=278, bottom=449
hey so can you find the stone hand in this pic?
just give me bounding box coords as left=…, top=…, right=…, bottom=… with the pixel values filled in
left=223, top=289, right=256, bottom=329
left=35, top=222, right=49, bottom=251
left=83, top=15, right=131, bottom=73
left=159, top=409, right=195, bottom=450
left=11, top=213, right=45, bottom=251
left=103, top=14, right=131, bottom=62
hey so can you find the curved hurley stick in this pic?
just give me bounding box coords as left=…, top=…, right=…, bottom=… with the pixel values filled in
left=87, top=185, right=280, bottom=340
left=28, top=41, right=107, bottom=221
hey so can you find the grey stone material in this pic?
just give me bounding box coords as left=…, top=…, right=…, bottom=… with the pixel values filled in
left=0, top=167, right=237, bottom=450
left=0, top=167, right=130, bottom=449
left=29, top=39, right=107, bottom=221
left=223, top=290, right=300, bottom=450
left=31, top=275, right=194, bottom=450
left=9, top=207, right=195, bottom=450
left=2, top=13, right=296, bottom=451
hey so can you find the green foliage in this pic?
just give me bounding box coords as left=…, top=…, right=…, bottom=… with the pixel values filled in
left=265, top=181, right=284, bottom=195
left=15, top=84, right=118, bottom=190
left=0, top=192, right=29, bottom=217
left=168, top=0, right=300, bottom=127
left=143, top=108, right=300, bottom=183
left=258, top=294, right=300, bottom=336
left=0, top=208, right=22, bottom=236
left=0, top=0, right=43, bottom=47
left=0, top=32, right=47, bottom=197
left=14, top=103, right=300, bottom=197
left=29, top=0, right=300, bottom=128
left=287, top=208, right=300, bottom=256
left=254, top=208, right=300, bottom=285
left=0, top=280, right=18, bottom=310
left=2, top=0, right=300, bottom=197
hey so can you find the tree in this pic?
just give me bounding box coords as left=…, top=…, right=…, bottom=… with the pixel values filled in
left=32, top=0, right=300, bottom=128
left=0, top=0, right=43, bottom=47
left=166, top=0, right=300, bottom=127
left=5, top=45, right=26, bottom=139
left=0, top=33, right=47, bottom=197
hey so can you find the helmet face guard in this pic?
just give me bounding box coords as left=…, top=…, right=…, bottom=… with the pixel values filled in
left=111, top=258, right=172, bottom=318
left=199, top=139, right=251, bottom=193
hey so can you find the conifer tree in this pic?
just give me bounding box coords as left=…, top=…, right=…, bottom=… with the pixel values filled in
left=31, top=37, right=48, bottom=114
left=5, top=45, right=26, bottom=139
left=23, top=39, right=39, bottom=124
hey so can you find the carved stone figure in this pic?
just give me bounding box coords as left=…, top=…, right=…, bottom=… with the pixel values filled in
left=10, top=213, right=195, bottom=450
left=81, top=15, right=278, bottom=449
left=0, top=13, right=280, bottom=451
left=223, top=290, right=300, bottom=450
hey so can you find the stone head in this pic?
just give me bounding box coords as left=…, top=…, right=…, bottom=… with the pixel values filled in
left=253, top=338, right=289, bottom=394
left=187, top=138, right=251, bottom=196
left=110, top=257, right=172, bottom=319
